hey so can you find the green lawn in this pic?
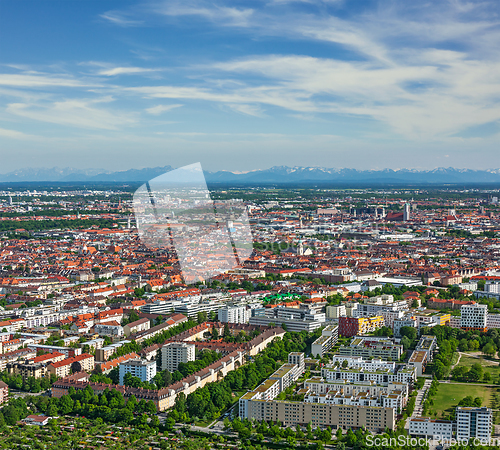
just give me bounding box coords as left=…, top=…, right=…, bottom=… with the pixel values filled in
left=430, top=383, right=496, bottom=420
left=456, top=354, right=500, bottom=380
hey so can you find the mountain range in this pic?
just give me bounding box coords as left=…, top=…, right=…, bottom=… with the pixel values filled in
left=1, top=166, right=500, bottom=184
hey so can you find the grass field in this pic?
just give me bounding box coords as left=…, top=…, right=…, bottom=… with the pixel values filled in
left=456, top=353, right=500, bottom=380
left=429, top=383, right=498, bottom=421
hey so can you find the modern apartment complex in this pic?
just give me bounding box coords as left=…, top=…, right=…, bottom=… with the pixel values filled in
left=218, top=305, right=250, bottom=324
left=339, top=316, right=385, bottom=337
left=460, top=304, right=488, bottom=332
left=456, top=407, right=492, bottom=442
left=311, top=325, right=339, bottom=357
left=337, top=337, right=403, bottom=361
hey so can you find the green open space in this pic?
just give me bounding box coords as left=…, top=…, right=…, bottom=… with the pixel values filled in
left=429, top=383, right=499, bottom=422
left=456, top=353, right=500, bottom=380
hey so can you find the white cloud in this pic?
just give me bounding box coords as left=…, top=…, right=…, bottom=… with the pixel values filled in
left=0, top=128, right=36, bottom=140
left=98, top=67, right=157, bottom=76
left=0, top=73, right=91, bottom=88
left=99, top=12, right=143, bottom=27
left=7, top=99, right=136, bottom=130
left=145, top=104, right=183, bottom=114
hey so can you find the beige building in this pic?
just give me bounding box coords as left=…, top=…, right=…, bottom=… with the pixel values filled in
left=47, top=353, right=95, bottom=378
left=123, top=318, right=150, bottom=337
left=242, top=398, right=395, bottom=432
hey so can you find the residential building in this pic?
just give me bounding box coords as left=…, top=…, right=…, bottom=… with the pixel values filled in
left=326, top=305, right=346, bottom=319
left=311, top=325, right=338, bottom=357
left=337, top=337, right=403, bottom=361
left=119, top=358, right=157, bottom=385
left=123, top=318, right=150, bottom=337
left=47, top=353, right=95, bottom=378
left=161, top=342, right=195, bottom=372
left=461, top=304, right=488, bottom=332
left=218, top=305, right=250, bottom=324
left=456, top=407, right=492, bottom=443
left=0, top=381, right=8, bottom=405
left=409, top=417, right=453, bottom=440
left=339, top=316, right=385, bottom=337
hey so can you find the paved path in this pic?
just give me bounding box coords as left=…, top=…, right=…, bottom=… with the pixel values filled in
left=411, top=378, right=432, bottom=418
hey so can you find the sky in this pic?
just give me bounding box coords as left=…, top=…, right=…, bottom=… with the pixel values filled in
left=1, top=0, right=500, bottom=173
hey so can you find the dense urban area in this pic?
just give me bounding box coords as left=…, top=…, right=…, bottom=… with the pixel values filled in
left=0, top=184, right=499, bottom=449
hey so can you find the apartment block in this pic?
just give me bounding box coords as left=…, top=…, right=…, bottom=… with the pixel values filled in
left=161, top=342, right=195, bottom=372
left=409, top=417, right=453, bottom=440
left=119, top=358, right=157, bottom=385
left=461, top=304, right=488, bottom=332
left=337, top=337, right=403, bottom=361
left=339, top=316, right=385, bottom=337
left=218, top=305, right=250, bottom=324
left=311, top=325, right=338, bottom=357
left=242, top=398, right=395, bottom=433
left=326, top=304, right=346, bottom=319
left=456, top=407, right=492, bottom=443
left=47, top=353, right=95, bottom=378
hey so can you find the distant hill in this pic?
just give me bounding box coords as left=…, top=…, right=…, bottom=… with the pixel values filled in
left=1, top=165, right=500, bottom=184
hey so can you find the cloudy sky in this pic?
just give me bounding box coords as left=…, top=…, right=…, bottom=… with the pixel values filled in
left=1, top=0, right=500, bottom=172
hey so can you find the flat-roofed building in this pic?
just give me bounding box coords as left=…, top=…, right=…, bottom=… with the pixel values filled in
left=161, top=342, right=195, bottom=372
left=461, top=304, right=488, bottom=332
left=311, top=325, right=338, bottom=357
left=338, top=337, right=402, bottom=361
left=119, top=358, right=157, bottom=385
left=456, top=407, right=492, bottom=443
left=409, top=417, right=453, bottom=440
left=243, top=398, right=395, bottom=432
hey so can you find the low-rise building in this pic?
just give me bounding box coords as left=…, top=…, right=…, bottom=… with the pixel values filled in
left=409, top=417, right=453, bottom=440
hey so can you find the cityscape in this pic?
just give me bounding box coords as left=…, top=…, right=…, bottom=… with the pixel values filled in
left=0, top=184, right=498, bottom=449
left=2, top=0, right=500, bottom=448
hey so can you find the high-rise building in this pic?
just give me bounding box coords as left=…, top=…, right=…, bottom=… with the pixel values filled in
left=456, top=407, right=492, bottom=443
left=460, top=304, right=488, bottom=332
left=161, top=342, right=195, bottom=372
left=119, top=358, right=157, bottom=385
left=218, top=305, right=250, bottom=324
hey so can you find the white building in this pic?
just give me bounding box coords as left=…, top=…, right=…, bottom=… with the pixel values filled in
left=119, top=358, right=157, bottom=385
left=326, top=305, right=346, bottom=319
left=456, top=407, right=492, bottom=443
left=161, top=342, right=195, bottom=372
left=393, top=317, right=417, bottom=337
left=487, top=314, right=500, bottom=329
left=218, top=305, right=250, bottom=324
left=311, top=325, right=339, bottom=357
left=409, top=418, right=453, bottom=440
left=485, top=281, right=500, bottom=294
left=461, top=304, right=488, bottom=330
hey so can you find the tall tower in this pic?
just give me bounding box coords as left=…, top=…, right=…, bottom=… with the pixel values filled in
left=8, top=196, right=12, bottom=206
left=298, top=240, right=304, bottom=256
left=403, top=203, right=411, bottom=222
left=127, top=216, right=131, bottom=229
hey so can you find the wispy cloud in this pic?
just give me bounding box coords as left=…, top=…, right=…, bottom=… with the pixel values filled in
left=7, top=98, right=136, bottom=130
left=99, top=12, right=144, bottom=27
left=145, top=104, right=183, bottom=114
left=98, top=66, right=157, bottom=76
left=0, top=128, right=37, bottom=140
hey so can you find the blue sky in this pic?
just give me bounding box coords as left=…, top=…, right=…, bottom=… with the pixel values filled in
left=1, top=0, right=500, bottom=172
